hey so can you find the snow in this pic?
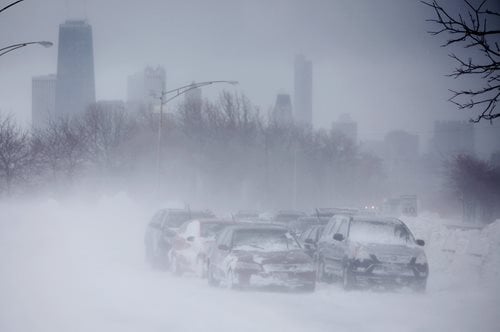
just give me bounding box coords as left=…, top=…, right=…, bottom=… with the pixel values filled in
left=1, top=195, right=499, bottom=332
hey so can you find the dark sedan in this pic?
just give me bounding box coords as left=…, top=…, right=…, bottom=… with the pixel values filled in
left=316, top=215, right=428, bottom=292
left=207, top=224, right=316, bottom=291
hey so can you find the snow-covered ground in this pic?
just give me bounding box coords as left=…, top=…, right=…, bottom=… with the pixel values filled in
left=1, top=194, right=499, bottom=332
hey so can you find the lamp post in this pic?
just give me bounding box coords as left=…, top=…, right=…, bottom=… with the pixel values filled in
left=152, top=80, right=238, bottom=196
left=0, top=41, right=53, bottom=57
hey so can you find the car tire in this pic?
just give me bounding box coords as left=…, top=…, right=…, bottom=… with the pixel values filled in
left=413, top=279, right=427, bottom=293
left=317, top=260, right=333, bottom=284
left=301, top=282, right=316, bottom=292
left=342, top=266, right=355, bottom=291
left=208, top=263, right=220, bottom=287
left=227, top=269, right=238, bottom=289
left=170, top=254, right=182, bottom=276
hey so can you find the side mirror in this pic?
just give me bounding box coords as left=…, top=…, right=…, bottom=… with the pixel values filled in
left=218, top=244, right=230, bottom=251
left=333, top=233, right=344, bottom=241
left=416, top=239, right=425, bottom=246
left=186, top=236, right=195, bottom=242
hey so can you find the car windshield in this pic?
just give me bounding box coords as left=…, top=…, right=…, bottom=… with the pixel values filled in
left=232, top=229, right=301, bottom=251
left=349, top=221, right=415, bottom=245
left=166, top=211, right=213, bottom=228
left=200, top=222, right=229, bottom=238
left=274, top=214, right=303, bottom=222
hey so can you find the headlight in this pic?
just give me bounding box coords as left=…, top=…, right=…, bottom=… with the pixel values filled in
left=354, top=247, right=372, bottom=261
left=234, top=261, right=262, bottom=271
left=415, top=252, right=427, bottom=265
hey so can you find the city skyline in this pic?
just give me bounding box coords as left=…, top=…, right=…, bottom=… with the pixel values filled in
left=2, top=0, right=499, bottom=151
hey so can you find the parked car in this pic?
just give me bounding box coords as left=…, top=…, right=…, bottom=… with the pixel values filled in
left=207, top=224, right=316, bottom=291
left=288, top=216, right=329, bottom=237
left=169, top=218, right=238, bottom=276
left=315, top=215, right=428, bottom=292
left=270, top=210, right=307, bottom=224
left=144, top=208, right=214, bottom=268
left=233, top=210, right=260, bottom=221
left=312, top=207, right=359, bottom=218
left=298, top=225, right=325, bottom=257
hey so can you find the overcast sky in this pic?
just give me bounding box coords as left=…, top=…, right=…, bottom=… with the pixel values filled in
left=0, top=0, right=495, bottom=147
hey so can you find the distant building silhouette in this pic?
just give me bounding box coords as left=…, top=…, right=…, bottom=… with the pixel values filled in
left=384, top=130, right=419, bottom=163
left=55, top=20, right=95, bottom=117
left=294, top=54, right=312, bottom=126
left=32, top=74, right=56, bottom=129
left=127, top=66, right=166, bottom=112
left=430, top=121, right=475, bottom=158
left=331, top=113, right=358, bottom=143
left=273, top=93, right=293, bottom=125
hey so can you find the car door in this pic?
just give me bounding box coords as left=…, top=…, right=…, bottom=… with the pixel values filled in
left=322, top=218, right=341, bottom=274
left=211, top=229, right=232, bottom=280
left=330, top=217, right=350, bottom=277
left=146, top=210, right=164, bottom=255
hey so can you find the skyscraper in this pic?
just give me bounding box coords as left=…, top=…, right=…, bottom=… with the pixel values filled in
left=272, top=93, right=293, bottom=125
left=294, top=54, right=312, bottom=126
left=127, top=66, right=166, bottom=112
left=331, top=113, right=358, bottom=143
left=32, top=74, right=56, bottom=129
left=55, top=20, right=95, bottom=117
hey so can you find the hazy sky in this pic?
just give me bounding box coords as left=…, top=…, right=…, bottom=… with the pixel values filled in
left=0, top=0, right=492, bottom=145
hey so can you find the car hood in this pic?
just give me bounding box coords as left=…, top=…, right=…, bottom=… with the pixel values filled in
left=232, top=249, right=312, bottom=265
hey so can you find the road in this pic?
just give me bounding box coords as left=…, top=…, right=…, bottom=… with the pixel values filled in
left=0, top=197, right=499, bottom=332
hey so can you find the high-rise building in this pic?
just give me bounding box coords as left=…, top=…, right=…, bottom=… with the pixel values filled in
left=32, top=74, right=57, bottom=129
left=55, top=20, right=95, bottom=117
left=430, top=121, right=475, bottom=158
left=294, top=54, right=312, bottom=126
left=273, top=93, right=293, bottom=125
left=331, top=113, right=358, bottom=143
left=127, top=66, right=166, bottom=112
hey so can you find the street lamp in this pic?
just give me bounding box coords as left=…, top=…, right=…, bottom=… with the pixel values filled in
left=0, top=41, right=53, bottom=57
left=152, top=80, right=238, bottom=195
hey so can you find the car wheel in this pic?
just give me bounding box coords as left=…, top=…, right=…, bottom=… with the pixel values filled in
left=317, top=260, right=332, bottom=284
left=227, top=269, right=238, bottom=289
left=170, top=254, right=182, bottom=276
left=208, top=263, right=220, bottom=287
left=342, top=266, right=355, bottom=291
left=300, top=282, right=316, bottom=292
left=413, top=279, right=427, bottom=293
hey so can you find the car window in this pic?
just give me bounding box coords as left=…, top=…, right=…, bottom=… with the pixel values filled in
left=201, top=222, right=230, bottom=238
left=232, top=229, right=301, bottom=251
left=216, top=229, right=228, bottom=245
left=337, top=220, right=349, bottom=237
left=300, top=228, right=312, bottom=242
left=349, top=221, right=415, bottom=245
left=149, top=211, right=164, bottom=226
left=321, top=220, right=337, bottom=240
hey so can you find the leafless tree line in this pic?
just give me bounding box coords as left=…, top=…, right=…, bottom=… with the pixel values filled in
left=0, top=92, right=386, bottom=210
left=446, top=154, right=500, bottom=223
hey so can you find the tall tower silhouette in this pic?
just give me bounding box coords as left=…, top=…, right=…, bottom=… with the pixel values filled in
left=55, top=20, right=95, bottom=117
left=294, top=54, right=312, bottom=126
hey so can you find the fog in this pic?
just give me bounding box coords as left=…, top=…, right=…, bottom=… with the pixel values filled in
left=1, top=0, right=500, bottom=331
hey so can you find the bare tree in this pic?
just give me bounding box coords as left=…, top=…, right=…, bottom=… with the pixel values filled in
left=0, top=115, right=30, bottom=194
left=423, top=0, right=500, bottom=122
left=446, top=154, right=500, bottom=222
